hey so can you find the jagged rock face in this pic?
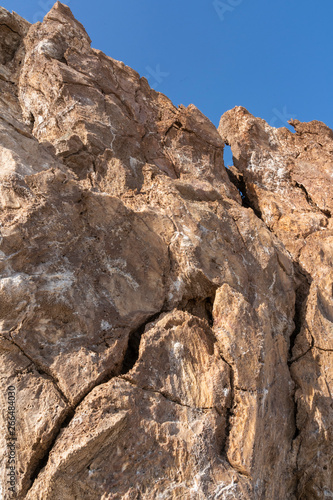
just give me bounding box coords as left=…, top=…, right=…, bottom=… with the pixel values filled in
left=0, top=3, right=332, bottom=499
left=219, top=108, right=333, bottom=498
left=219, top=107, right=333, bottom=257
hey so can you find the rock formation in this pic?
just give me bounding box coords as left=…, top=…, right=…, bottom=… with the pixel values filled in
left=0, top=3, right=332, bottom=499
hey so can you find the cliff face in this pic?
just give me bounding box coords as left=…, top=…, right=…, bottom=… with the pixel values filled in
left=0, top=3, right=332, bottom=499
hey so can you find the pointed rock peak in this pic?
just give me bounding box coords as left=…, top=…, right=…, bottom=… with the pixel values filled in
left=226, top=106, right=253, bottom=119
left=181, top=104, right=224, bottom=148
left=47, top=1, right=75, bottom=19
left=44, top=2, right=91, bottom=44
left=0, top=6, right=10, bottom=16
left=0, top=6, right=30, bottom=33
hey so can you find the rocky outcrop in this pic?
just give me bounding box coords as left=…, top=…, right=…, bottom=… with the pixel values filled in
left=0, top=3, right=332, bottom=499
left=219, top=108, right=333, bottom=498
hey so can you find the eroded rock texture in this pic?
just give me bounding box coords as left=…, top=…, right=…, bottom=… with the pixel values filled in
left=0, top=3, right=332, bottom=499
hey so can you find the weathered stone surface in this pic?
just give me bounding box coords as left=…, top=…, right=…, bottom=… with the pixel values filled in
left=0, top=3, right=332, bottom=499
left=25, top=377, right=250, bottom=500
left=219, top=106, right=333, bottom=258
left=0, top=336, right=68, bottom=496
left=219, top=107, right=333, bottom=499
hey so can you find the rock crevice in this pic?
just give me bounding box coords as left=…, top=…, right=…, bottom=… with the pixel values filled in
left=0, top=4, right=332, bottom=500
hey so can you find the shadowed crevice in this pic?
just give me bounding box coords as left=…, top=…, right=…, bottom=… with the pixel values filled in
left=28, top=409, right=74, bottom=487
left=218, top=353, right=234, bottom=453
left=287, top=264, right=312, bottom=444
left=26, top=364, right=119, bottom=495
left=288, top=264, right=312, bottom=362
left=120, top=291, right=219, bottom=377
left=183, top=294, right=216, bottom=327
left=295, top=181, right=331, bottom=219
left=224, top=160, right=263, bottom=219
left=217, top=355, right=252, bottom=478
left=121, top=311, right=166, bottom=374
left=27, top=310, right=171, bottom=495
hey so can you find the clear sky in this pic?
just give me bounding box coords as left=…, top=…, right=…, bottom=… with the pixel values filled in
left=3, top=0, right=333, bottom=134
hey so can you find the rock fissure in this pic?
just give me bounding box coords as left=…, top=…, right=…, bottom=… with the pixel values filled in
left=295, top=180, right=331, bottom=218
left=120, top=310, right=166, bottom=374
left=0, top=114, right=34, bottom=139
left=0, top=73, right=15, bottom=84
left=316, top=346, right=333, bottom=353
left=288, top=267, right=312, bottom=363
left=27, top=409, right=74, bottom=492
left=224, top=160, right=264, bottom=220
left=182, top=294, right=216, bottom=327
left=26, top=365, right=119, bottom=495
left=5, top=311, right=179, bottom=496
left=218, top=353, right=235, bottom=457
left=324, top=378, right=332, bottom=399
left=0, top=6, right=332, bottom=499
left=289, top=336, right=314, bottom=365
left=0, top=23, right=20, bottom=35
left=2, top=332, right=70, bottom=405
left=120, top=376, right=216, bottom=412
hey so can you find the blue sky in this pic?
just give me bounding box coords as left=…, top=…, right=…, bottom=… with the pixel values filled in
left=3, top=0, right=333, bottom=135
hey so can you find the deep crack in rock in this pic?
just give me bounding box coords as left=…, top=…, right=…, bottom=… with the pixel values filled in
left=121, top=311, right=165, bottom=374
left=0, top=5, right=332, bottom=499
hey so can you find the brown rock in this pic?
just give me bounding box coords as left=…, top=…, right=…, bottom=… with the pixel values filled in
left=219, top=107, right=333, bottom=499
left=218, top=106, right=333, bottom=257
left=0, top=3, right=331, bottom=499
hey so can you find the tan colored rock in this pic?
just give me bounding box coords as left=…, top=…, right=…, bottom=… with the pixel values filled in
left=0, top=3, right=332, bottom=499
left=219, top=107, right=333, bottom=498
left=0, top=169, right=170, bottom=406
left=25, top=377, right=251, bottom=500
left=218, top=106, right=333, bottom=258
left=0, top=336, right=68, bottom=496
left=124, top=310, right=231, bottom=413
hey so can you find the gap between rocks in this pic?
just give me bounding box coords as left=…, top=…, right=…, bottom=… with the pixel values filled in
left=19, top=285, right=222, bottom=496
left=182, top=295, right=215, bottom=327
left=294, top=181, right=331, bottom=219
left=120, top=311, right=165, bottom=374
left=26, top=309, right=166, bottom=495
left=26, top=362, right=118, bottom=493
left=121, top=293, right=223, bottom=414
left=26, top=298, right=221, bottom=495
left=222, top=142, right=317, bottom=482
left=121, top=290, right=218, bottom=376
left=286, top=265, right=313, bottom=499
left=218, top=352, right=235, bottom=461
left=120, top=377, right=217, bottom=412
left=288, top=264, right=312, bottom=364
left=222, top=146, right=263, bottom=219
left=216, top=352, right=252, bottom=480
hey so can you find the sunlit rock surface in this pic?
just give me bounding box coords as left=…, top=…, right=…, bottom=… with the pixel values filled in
left=0, top=3, right=332, bottom=499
